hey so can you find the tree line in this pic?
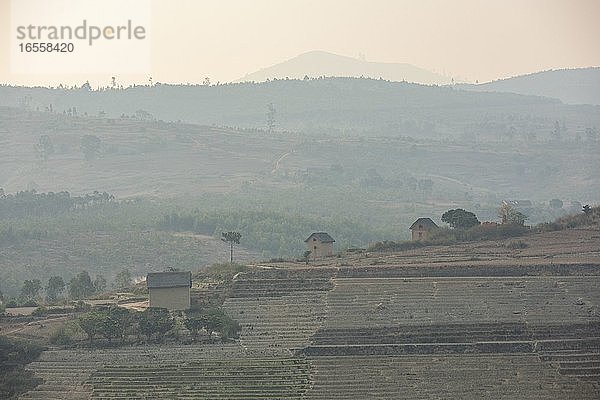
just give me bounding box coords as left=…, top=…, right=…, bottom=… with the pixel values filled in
left=74, top=306, right=240, bottom=345
left=0, top=189, right=115, bottom=219
left=2, top=269, right=132, bottom=308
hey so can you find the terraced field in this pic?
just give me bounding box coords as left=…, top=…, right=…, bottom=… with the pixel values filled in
left=305, top=354, right=599, bottom=399
left=222, top=276, right=332, bottom=350
left=322, top=276, right=600, bottom=328
left=20, top=345, right=310, bottom=400
left=18, top=256, right=600, bottom=399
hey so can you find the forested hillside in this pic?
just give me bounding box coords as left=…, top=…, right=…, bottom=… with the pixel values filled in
left=1, top=77, right=599, bottom=138
left=1, top=78, right=598, bottom=296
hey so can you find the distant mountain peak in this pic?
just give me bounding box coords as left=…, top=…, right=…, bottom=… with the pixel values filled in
left=237, top=50, right=450, bottom=85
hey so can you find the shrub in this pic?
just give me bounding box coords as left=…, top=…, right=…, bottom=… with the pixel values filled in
left=367, top=240, right=427, bottom=252
left=505, top=240, right=528, bottom=249
left=535, top=205, right=600, bottom=232
left=48, top=322, right=81, bottom=345
left=31, top=306, right=75, bottom=316
left=185, top=307, right=241, bottom=341
left=200, top=263, right=248, bottom=281
left=31, top=306, right=47, bottom=316
left=462, top=224, right=528, bottom=241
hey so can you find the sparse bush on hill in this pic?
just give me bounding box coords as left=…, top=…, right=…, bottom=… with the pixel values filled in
left=367, top=240, right=427, bottom=252
left=536, top=205, right=600, bottom=232
left=370, top=206, right=599, bottom=254
left=505, top=240, right=529, bottom=249
left=369, top=224, right=529, bottom=253
left=454, top=224, right=529, bottom=241
left=198, top=263, right=249, bottom=281
left=48, top=321, right=82, bottom=345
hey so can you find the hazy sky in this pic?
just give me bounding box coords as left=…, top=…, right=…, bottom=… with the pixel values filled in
left=1, top=0, right=599, bottom=87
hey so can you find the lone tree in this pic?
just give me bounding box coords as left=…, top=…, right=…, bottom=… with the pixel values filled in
left=35, top=134, right=54, bottom=162
left=498, top=203, right=528, bottom=226
left=441, top=209, right=480, bottom=229
left=78, top=310, right=105, bottom=343
left=266, top=103, right=276, bottom=134
left=93, top=275, right=107, bottom=293
left=20, top=279, right=42, bottom=303
left=115, top=269, right=132, bottom=290
left=80, top=134, right=101, bottom=161
left=221, top=231, right=242, bottom=263
left=46, top=276, right=65, bottom=302
left=69, top=271, right=95, bottom=300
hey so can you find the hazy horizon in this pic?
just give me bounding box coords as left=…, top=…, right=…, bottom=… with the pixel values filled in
left=1, top=0, right=599, bottom=87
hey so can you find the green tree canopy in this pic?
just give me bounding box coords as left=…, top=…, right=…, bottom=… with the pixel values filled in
left=45, top=276, right=65, bottom=302
left=77, top=310, right=105, bottom=343
left=498, top=204, right=528, bottom=226
left=93, top=275, right=107, bottom=293
left=69, top=271, right=95, bottom=300
left=19, top=279, right=42, bottom=302
left=221, top=231, right=242, bottom=263
left=80, top=135, right=101, bottom=160
left=441, top=209, right=480, bottom=229
left=137, top=307, right=174, bottom=342
left=183, top=315, right=207, bottom=340
left=115, top=269, right=132, bottom=290
left=97, top=306, right=131, bottom=343
left=187, top=307, right=241, bottom=341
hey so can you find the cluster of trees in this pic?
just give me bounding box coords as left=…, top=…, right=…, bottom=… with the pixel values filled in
left=4, top=269, right=132, bottom=307
left=0, top=189, right=115, bottom=219
left=76, top=306, right=240, bottom=344
left=32, top=133, right=104, bottom=163
left=0, top=336, right=44, bottom=399
left=497, top=203, right=528, bottom=226
left=441, top=204, right=528, bottom=230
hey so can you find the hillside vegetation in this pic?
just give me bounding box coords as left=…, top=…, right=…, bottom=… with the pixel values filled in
left=2, top=77, right=599, bottom=137
left=1, top=78, right=598, bottom=296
